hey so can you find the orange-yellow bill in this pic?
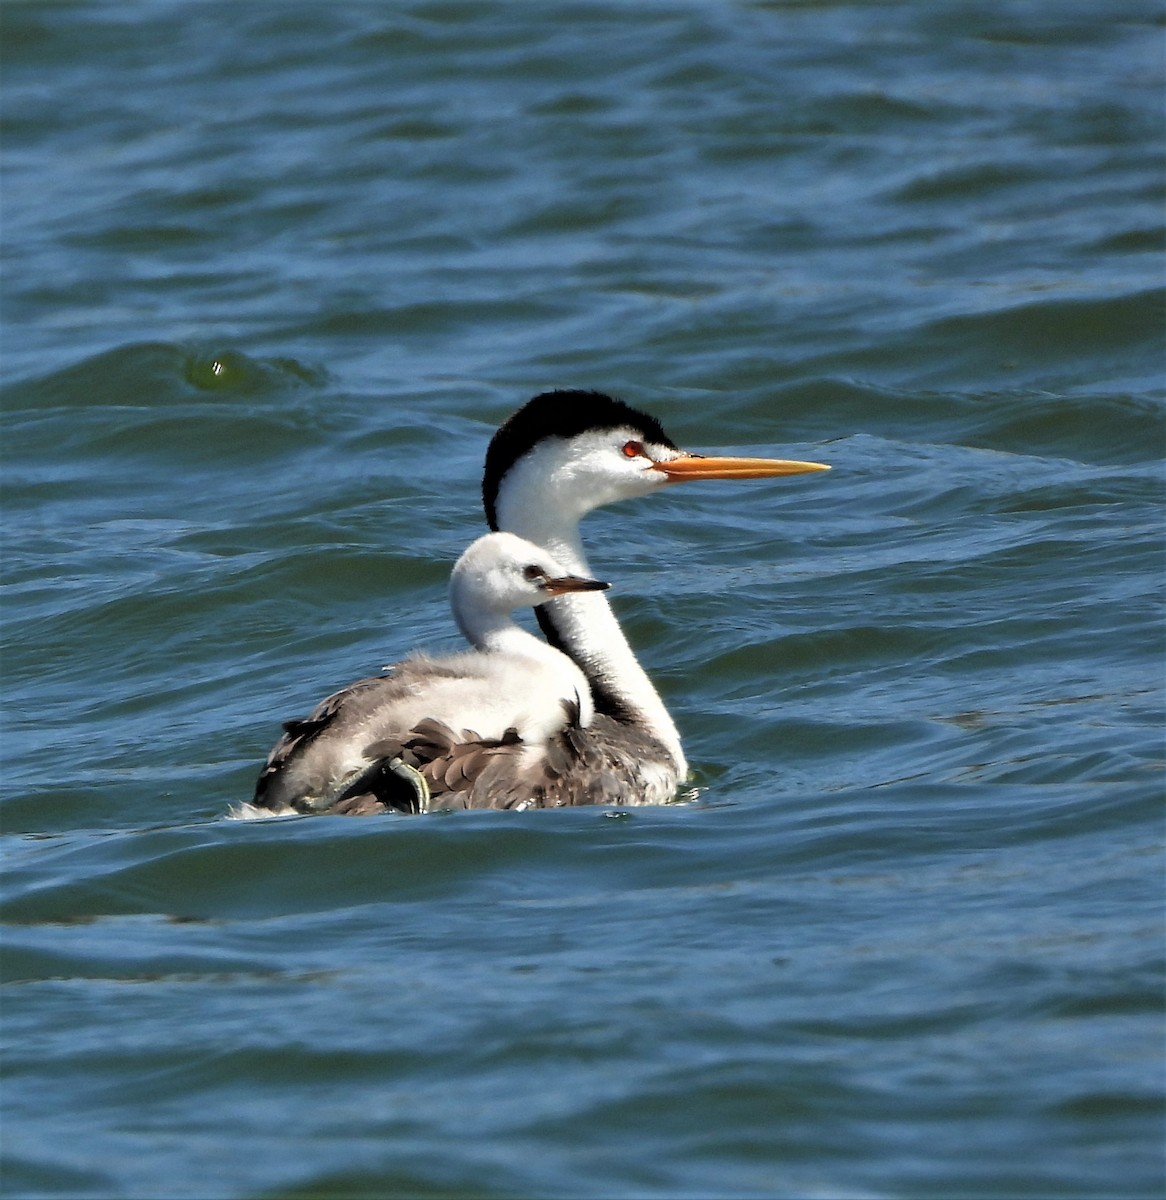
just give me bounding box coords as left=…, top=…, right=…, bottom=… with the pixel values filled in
left=651, top=452, right=830, bottom=480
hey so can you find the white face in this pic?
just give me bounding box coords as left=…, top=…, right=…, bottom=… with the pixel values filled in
left=452, top=531, right=573, bottom=617
left=495, top=426, right=678, bottom=542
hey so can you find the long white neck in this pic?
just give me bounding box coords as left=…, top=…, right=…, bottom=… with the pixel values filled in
left=496, top=514, right=686, bottom=777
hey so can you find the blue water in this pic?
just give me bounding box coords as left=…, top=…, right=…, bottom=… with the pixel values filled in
left=2, top=3, right=1163, bottom=1197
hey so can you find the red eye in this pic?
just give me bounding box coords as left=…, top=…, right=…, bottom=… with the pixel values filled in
left=621, top=440, right=643, bottom=459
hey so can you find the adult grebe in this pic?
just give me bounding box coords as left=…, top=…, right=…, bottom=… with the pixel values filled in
left=482, top=390, right=829, bottom=805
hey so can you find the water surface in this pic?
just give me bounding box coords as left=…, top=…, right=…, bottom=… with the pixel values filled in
left=1, top=3, right=1163, bottom=1197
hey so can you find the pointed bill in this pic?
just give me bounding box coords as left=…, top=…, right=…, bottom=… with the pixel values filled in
left=542, top=575, right=611, bottom=597
left=651, top=452, right=830, bottom=480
